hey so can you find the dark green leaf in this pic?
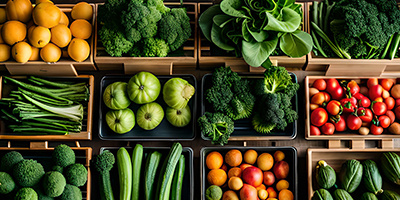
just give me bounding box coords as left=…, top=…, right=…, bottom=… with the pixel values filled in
left=213, top=14, right=234, bottom=28
left=247, top=23, right=269, bottom=42
left=280, top=30, right=313, bottom=57
left=264, top=7, right=301, bottom=33
left=220, top=0, right=250, bottom=18
left=199, top=5, right=224, bottom=41
left=211, top=23, right=236, bottom=51
left=242, top=19, right=252, bottom=42
left=242, top=35, right=279, bottom=67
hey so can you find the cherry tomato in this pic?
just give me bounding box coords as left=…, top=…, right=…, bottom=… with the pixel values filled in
left=385, top=97, right=395, bottom=110
left=347, top=115, right=362, bottom=130
left=370, top=124, right=383, bottom=135
left=310, top=125, right=321, bottom=136
left=367, top=78, right=378, bottom=88
left=311, top=108, right=328, bottom=127
left=331, top=115, right=346, bottom=132
left=326, top=79, right=345, bottom=100
left=358, top=108, right=373, bottom=123
left=381, top=79, right=394, bottom=91
left=359, top=97, right=371, bottom=108
left=340, top=97, right=357, bottom=113
left=379, top=115, right=391, bottom=128
left=353, top=93, right=364, bottom=100
left=395, top=106, right=400, bottom=120
left=321, top=123, right=335, bottom=135
left=386, top=110, right=395, bottom=124
left=347, top=80, right=360, bottom=96
left=313, top=79, right=327, bottom=91
left=372, top=102, right=387, bottom=116
left=311, top=92, right=328, bottom=106
left=369, top=85, right=383, bottom=100
left=326, top=100, right=342, bottom=116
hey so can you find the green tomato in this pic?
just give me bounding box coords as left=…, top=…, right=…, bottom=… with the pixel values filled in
left=166, top=105, right=191, bottom=127
left=103, top=82, right=131, bottom=110
left=136, top=102, right=164, bottom=130
left=127, top=72, right=161, bottom=104
left=106, top=108, right=135, bottom=134
left=163, top=78, right=195, bottom=109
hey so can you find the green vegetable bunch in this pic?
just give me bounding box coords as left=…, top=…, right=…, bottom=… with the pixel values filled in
left=98, top=0, right=191, bottom=57
left=198, top=112, right=234, bottom=146
left=199, top=0, right=313, bottom=68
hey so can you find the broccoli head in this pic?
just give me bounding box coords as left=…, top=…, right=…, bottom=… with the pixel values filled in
left=142, top=38, right=170, bottom=57
left=52, top=144, right=75, bottom=168
left=58, top=184, right=82, bottom=200
left=0, top=172, right=15, bottom=194
left=42, top=171, right=66, bottom=198
left=0, top=151, right=24, bottom=173
left=198, top=112, right=234, bottom=146
left=211, top=66, right=241, bottom=87
left=254, top=66, right=293, bottom=96
left=13, top=159, right=45, bottom=187
left=15, top=188, right=38, bottom=200
left=65, top=164, right=88, bottom=187
left=93, top=150, right=115, bottom=199
left=146, top=0, right=170, bottom=14
left=206, top=84, right=233, bottom=113
left=226, top=80, right=256, bottom=120
left=97, top=0, right=126, bottom=30
left=99, top=26, right=133, bottom=57
left=158, top=8, right=191, bottom=52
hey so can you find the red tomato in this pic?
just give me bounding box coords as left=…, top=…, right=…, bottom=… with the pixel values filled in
left=331, top=115, right=346, bottom=132
left=321, top=123, right=335, bottom=135
left=311, top=92, right=328, bottom=106
left=326, top=100, right=342, bottom=116
left=347, top=80, right=360, bottom=96
left=379, top=115, right=391, bottom=128
left=395, top=106, right=400, bottom=120
left=369, top=85, right=383, bottom=100
left=370, top=124, right=383, bottom=135
left=340, top=97, right=357, bottom=113
left=385, top=97, right=395, bottom=110
left=347, top=115, right=362, bottom=130
left=359, top=97, right=371, bottom=108
left=310, top=125, right=321, bottom=136
left=386, top=110, right=395, bottom=124
left=396, top=99, right=400, bottom=107
left=367, top=78, right=379, bottom=88
left=372, top=102, right=387, bottom=116
left=375, top=97, right=384, bottom=102
left=311, top=108, right=328, bottom=127
left=353, top=93, right=364, bottom=100
left=326, top=79, right=345, bottom=100
left=313, top=79, right=327, bottom=91
left=381, top=79, right=394, bottom=91
left=358, top=108, right=373, bottom=123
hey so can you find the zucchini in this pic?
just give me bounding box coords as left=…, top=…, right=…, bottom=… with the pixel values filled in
left=316, top=160, right=336, bottom=189
left=381, top=190, right=400, bottom=200
left=361, top=192, right=378, bottom=200
left=156, top=142, right=183, bottom=200
left=117, top=147, right=132, bottom=200
left=312, top=188, right=333, bottom=200
left=362, top=160, right=382, bottom=195
left=381, top=152, right=400, bottom=185
left=333, top=189, right=353, bottom=200
left=131, top=144, right=143, bottom=200
left=171, top=155, right=185, bottom=200
left=339, top=159, right=363, bottom=193
left=144, top=151, right=162, bottom=200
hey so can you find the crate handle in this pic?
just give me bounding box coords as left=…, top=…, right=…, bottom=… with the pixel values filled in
left=5, top=63, right=78, bottom=76
left=325, top=64, right=386, bottom=77
left=30, top=141, right=49, bottom=149
left=124, top=62, right=173, bottom=75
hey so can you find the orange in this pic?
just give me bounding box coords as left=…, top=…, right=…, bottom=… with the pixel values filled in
left=228, top=167, right=241, bottom=178
left=2, top=20, right=26, bottom=46
left=244, top=149, right=258, bottom=165
left=32, top=2, right=61, bottom=28
left=207, top=169, right=227, bottom=187
left=67, top=38, right=89, bottom=62
left=59, top=11, right=69, bottom=25
left=6, top=0, right=32, bottom=23
left=266, top=187, right=277, bottom=198
left=50, top=24, right=71, bottom=48
left=71, top=2, right=93, bottom=21
left=12, top=42, right=32, bottom=63
left=70, top=19, right=92, bottom=39
left=225, top=149, right=242, bottom=167
left=257, top=153, right=274, bottom=171
left=206, top=151, right=223, bottom=170
left=29, top=46, right=40, bottom=61
left=274, top=151, right=285, bottom=162
left=278, top=189, right=294, bottom=200
left=276, top=179, right=289, bottom=191
left=0, top=8, right=6, bottom=24
left=28, top=26, right=51, bottom=48
left=0, top=44, right=11, bottom=62
left=258, top=189, right=268, bottom=200
left=228, top=177, right=243, bottom=191
left=40, top=43, right=61, bottom=62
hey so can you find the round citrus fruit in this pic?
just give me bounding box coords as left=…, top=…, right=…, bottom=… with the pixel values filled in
left=206, top=151, right=223, bottom=170
left=50, top=24, right=71, bottom=48
left=67, top=38, right=89, bottom=62
left=244, top=149, right=258, bottom=165
left=70, top=19, right=92, bottom=39
left=2, top=20, right=26, bottom=46
left=71, top=2, right=93, bottom=21
left=12, top=42, right=32, bottom=63
left=228, top=167, right=242, bottom=178
left=40, top=43, right=61, bottom=62
left=0, top=8, right=6, bottom=24
left=32, top=2, right=61, bottom=28
left=59, top=11, right=69, bottom=26
left=276, top=179, right=289, bottom=191
left=266, top=187, right=277, bottom=198
left=228, top=177, right=243, bottom=191
left=274, top=151, right=285, bottom=162
left=28, top=26, right=51, bottom=48
left=278, top=189, right=293, bottom=200
left=29, top=46, right=40, bottom=61
left=6, top=0, right=33, bottom=23
left=207, top=169, right=227, bottom=187
left=257, top=153, right=274, bottom=171
left=225, top=149, right=242, bottom=167
left=0, top=44, right=11, bottom=62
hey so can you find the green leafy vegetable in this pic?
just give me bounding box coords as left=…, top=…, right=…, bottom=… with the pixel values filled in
left=198, top=112, right=234, bottom=146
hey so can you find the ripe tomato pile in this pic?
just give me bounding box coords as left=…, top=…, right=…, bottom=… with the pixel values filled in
left=309, top=78, right=400, bottom=135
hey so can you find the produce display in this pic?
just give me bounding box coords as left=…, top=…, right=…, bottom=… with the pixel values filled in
left=311, top=152, right=400, bottom=200
left=97, top=0, right=191, bottom=57
left=0, top=76, right=90, bottom=135
left=308, top=77, right=400, bottom=136
left=310, top=0, right=400, bottom=59
left=0, top=0, right=93, bottom=63
left=0, top=144, right=88, bottom=200
left=199, top=0, right=312, bottom=68
left=199, top=66, right=299, bottom=145
left=203, top=148, right=295, bottom=200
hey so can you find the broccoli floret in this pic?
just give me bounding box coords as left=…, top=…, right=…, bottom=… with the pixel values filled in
left=92, top=150, right=115, bottom=200
left=146, top=0, right=170, bottom=14
left=58, top=184, right=82, bottom=200
left=254, top=66, right=293, bottom=96
left=51, top=165, right=63, bottom=174
left=42, top=171, right=66, bottom=198
left=64, top=164, right=88, bottom=187
left=198, top=112, right=234, bottom=146
left=0, top=151, right=24, bottom=173
left=15, top=187, right=38, bottom=200
left=206, top=84, right=233, bottom=113
left=0, top=172, right=15, bottom=194
left=52, top=144, right=75, bottom=168
left=226, top=80, right=256, bottom=120
left=97, top=0, right=126, bottom=30
left=284, top=82, right=299, bottom=98
left=212, top=66, right=241, bottom=87
left=158, top=8, right=191, bottom=52
left=142, top=38, right=170, bottom=57
left=99, top=26, right=133, bottom=57
left=13, top=159, right=45, bottom=187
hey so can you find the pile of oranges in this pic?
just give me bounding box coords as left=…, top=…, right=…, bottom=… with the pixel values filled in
left=206, top=149, right=294, bottom=200
left=0, top=0, right=92, bottom=63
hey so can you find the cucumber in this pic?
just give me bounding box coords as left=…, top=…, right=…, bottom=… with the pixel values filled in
left=171, top=155, right=185, bottom=200
left=156, top=142, right=183, bottom=200
left=117, top=147, right=132, bottom=200
left=131, top=144, right=143, bottom=200
left=144, top=151, right=162, bottom=200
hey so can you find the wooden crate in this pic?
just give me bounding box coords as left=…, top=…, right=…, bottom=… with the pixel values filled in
left=197, top=3, right=307, bottom=72
left=94, top=3, right=197, bottom=75
left=0, top=4, right=97, bottom=75
left=0, top=75, right=94, bottom=141
left=304, top=2, right=400, bottom=76
left=0, top=141, right=92, bottom=200
left=305, top=76, right=400, bottom=141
